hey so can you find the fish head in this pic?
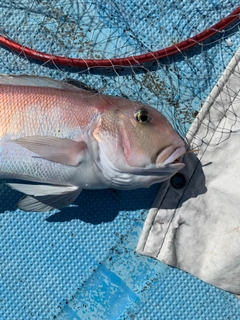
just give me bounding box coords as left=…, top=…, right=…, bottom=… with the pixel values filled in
left=119, top=102, right=185, bottom=169
left=93, top=97, right=186, bottom=187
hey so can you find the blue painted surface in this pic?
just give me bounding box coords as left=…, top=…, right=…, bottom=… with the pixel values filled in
left=1, top=1, right=240, bottom=319
left=57, top=221, right=240, bottom=320
left=1, top=187, right=160, bottom=320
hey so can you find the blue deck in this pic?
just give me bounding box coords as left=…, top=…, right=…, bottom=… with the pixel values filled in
left=1, top=1, right=240, bottom=319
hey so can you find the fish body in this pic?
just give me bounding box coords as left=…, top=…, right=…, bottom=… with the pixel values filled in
left=0, top=75, right=185, bottom=212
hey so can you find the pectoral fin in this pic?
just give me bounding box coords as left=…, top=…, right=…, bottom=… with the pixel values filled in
left=7, top=183, right=82, bottom=212
left=11, top=136, right=87, bottom=166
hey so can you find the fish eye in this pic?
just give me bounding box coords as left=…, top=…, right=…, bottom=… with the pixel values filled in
left=134, top=108, right=150, bottom=123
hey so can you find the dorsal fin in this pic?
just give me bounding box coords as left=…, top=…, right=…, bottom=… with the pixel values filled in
left=63, top=78, right=98, bottom=93
left=0, top=74, right=65, bottom=88
left=0, top=74, right=98, bottom=92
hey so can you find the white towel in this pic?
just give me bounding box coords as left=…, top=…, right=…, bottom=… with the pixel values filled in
left=137, top=48, right=240, bottom=296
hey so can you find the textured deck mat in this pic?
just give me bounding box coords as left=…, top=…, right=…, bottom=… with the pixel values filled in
left=1, top=1, right=240, bottom=319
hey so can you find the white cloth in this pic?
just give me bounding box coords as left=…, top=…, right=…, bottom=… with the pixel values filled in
left=137, top=48, right=240, bottom=296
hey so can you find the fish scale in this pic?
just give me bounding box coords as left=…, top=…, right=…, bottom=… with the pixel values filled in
left=0, top=75, right=185, bottom=212
left=0, top=85, right=93, bottom=138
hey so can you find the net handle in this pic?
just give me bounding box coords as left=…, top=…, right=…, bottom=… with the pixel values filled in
left=0, top=7, right=239, bottom=68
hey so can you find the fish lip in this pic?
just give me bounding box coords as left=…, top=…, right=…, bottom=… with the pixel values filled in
left=165, top=162, right=185, bottom=170
left=156, top=146, right=186, bottom=168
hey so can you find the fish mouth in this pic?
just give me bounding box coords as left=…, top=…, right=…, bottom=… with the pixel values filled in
left=156, top=146, right=186, bottom=169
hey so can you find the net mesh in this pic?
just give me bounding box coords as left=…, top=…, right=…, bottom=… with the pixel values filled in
left=0, top=0, right=239, bottom=138
left=1, top=1, right=240, bottom=319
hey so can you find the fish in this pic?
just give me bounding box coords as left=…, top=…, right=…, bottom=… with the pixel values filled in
left=0, top=75, right=186, bottom=212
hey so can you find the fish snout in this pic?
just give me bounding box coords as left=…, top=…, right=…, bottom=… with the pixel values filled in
left=156, top=145, right=186, bottom=169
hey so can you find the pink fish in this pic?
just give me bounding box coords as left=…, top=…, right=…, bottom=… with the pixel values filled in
left=0, top=75, right=185, bottom=212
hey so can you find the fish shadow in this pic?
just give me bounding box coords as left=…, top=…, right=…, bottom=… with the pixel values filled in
left=47, top=185, right=160, bottom=224
left=0, top=180, right=160, bottom=224
left=0, top=152, right=207, bottom=224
